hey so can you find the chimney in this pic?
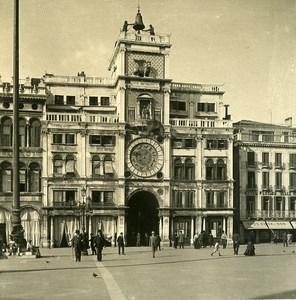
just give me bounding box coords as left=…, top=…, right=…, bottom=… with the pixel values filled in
left=285, top=117, right=292, bottom=127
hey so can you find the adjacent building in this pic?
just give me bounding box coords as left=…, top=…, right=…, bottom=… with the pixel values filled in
left=0, top=10, right=234, bottom=248
left=234, top=119, right=296, bottom=243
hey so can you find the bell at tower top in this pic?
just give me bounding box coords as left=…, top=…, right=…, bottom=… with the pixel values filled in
left=133, top=5, right=145, bottom=32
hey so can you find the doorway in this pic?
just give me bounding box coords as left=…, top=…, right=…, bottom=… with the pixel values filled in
left=127, top=191, right=159, bottom=246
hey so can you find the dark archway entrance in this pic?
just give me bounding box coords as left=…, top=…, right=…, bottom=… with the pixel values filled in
left=127, top=191, right=159, bottom=246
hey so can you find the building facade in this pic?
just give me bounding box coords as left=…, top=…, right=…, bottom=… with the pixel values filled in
left=0, top=10, right=234, bottom=247
left=234, top=119, right=296, bottom=243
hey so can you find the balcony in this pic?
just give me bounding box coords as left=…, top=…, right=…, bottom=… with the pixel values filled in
left=46, top=112, right=119, bottom=124
left=170, top=118, right=232, bottom=128
left=118, top=30, right=171, bottom=45
left=43, top=75, right=115, bottom=86
left=235, top=132, right=296, bottom=145
left=205, top=203, right=228, bottom=209
left=171, top=82, right=225, bottom=93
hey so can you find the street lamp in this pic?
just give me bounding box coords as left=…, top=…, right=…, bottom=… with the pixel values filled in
left=79, top=187, right=87, bottom=232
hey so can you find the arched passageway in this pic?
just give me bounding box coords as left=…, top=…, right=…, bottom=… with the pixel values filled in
left=127, top=191, right=159, bottom=246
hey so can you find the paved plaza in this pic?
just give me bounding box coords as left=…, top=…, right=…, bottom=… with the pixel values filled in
left=1, top=243, right=296, bottom=300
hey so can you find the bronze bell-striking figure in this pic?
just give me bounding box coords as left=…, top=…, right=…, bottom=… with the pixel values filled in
left=133, top=6, right=145, bottom=32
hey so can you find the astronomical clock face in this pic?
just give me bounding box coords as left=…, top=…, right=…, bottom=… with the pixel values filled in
left=127, top=138, right=164, bottom=177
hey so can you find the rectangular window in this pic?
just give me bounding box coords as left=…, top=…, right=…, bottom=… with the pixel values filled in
left=197, top=103, right=206, bottom=112
left=173, top=191, right=183, bottom=207
left=263, top=197, right=270, bottom=211
left=89, top=135, right=101, bottom=145
left=276, top=197, right=284, bottom=211
left=102, top=135, right=115, bottom=146
left=206, top=191, right=214, bottom=207
left=65, top=134, right=75, bottom=144
left=247, top=172, right=256, bottom=188
left=65, top=190, right=75, bottom=204
left=275, top=172, right=282, bottom=189
left=89, top=96, right=98, bottom=106
left=184, top=139, right=196, bottom=148
left=247, top=196, right=255, bottom=215
left=184, top=191, right=194, bottom=207
left=54, top=95, right=64, bottom=105
left=217, top=192, right=225, bottom=207
left=207, top=103, right=215, bottom=112
left=170, top=100, right=186, bottom=111
left=128, top=108, right=135, bottom=122
left=104, top=191, right=113, bottom=203
left=290, top=197, right=296, bottom=211
left=91, top=191, right=101, bottom=203
left=290, top=173, right=296, bottom=189
left=30, top=169, right=40, bottom=193
left=289, top=154, right=296, bottom=168
left=262, top=131, right=274, bottom=142
left=53, top=190, right=63, bottom=203
left=53, top=134, right=63, bottom=144
left=218, top=140, right=228, bottom=149
left=101, top=97, right=110, bottom=106
left=66, top=96, right=75, bottom=105
left=275, top=153, right=282, bottom=167
left=247, top=152, right=255, bottom=166
left=283, top=132, right=289, bottom=143
left=262, top=153, right=269, bottom=166
left=262, top=172, right=270, bottom=189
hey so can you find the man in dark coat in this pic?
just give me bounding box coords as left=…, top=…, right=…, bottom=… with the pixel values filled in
left=94, top=230, right=105, bottom=262
left=232, top=232, right=240, bottom=255
left=117, top=232, right=125, bottom=255
left=71, top=230, right=82, bottom=262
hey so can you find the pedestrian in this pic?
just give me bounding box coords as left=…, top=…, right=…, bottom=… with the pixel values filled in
left=221, top=231, right=227, bottom=249
left=117, top=232, right=125, bottom=255
left=287, top=232, right=293, bottom=244
left=282, top=231, right=288, bottom=247
left=136, top=232, right=141, bottom=247
left=193, top=233, right=198, bottom=249
left=208, top=232, right=214, bottom=247
left=244, top=239, right=255, bottom=256
left=232, top=232, right=240, bottom=255
left=173, top=231, right=179, bottom=249
left=150, top=231, right=158, bottom=258
left=211, top=239, right=222, bottom=256
left=89, top=233, right=96, bottom=255
left=273, top=232, right=279, bottom=244
left=145, top=233, right=149, bottom=246
left=94, top=230, right=105, bottom=262
left=178, top=230, right=184, bottom=249
left=71, top=230, right=82, bottom=262
left=156, top=234, right=161, bottom=251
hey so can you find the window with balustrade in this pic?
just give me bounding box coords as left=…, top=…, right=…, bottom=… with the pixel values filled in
left=54, top=95, right=64, bottom=105
left=66, top=96, right=75, bottom=105
left=0, top=162, right=12, bottom=192
left=1, top=117, right=12, bottom=146
left=89, top=96, right=98, bottom=106
left=197, top=102, right=215, bottom=113
left=170, top=100, right=186, bottom=111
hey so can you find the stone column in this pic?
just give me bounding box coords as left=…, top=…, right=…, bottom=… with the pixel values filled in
left=50, top=216, right=54, bottom=248
left=190, top=216, right=194, bottom=245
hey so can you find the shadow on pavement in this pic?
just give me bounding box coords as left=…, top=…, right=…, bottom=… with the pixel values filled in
left=254, top=289, right=296, bottom=299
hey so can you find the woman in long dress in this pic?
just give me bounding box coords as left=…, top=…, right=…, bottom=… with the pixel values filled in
left=244, top=240, right=255, bottom=256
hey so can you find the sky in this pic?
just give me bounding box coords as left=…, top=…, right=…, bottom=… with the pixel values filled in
left=0, top=0, right=296, bottom=125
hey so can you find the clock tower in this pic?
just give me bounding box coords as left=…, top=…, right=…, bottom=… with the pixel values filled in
left=109, top=8, right=172, bottom=245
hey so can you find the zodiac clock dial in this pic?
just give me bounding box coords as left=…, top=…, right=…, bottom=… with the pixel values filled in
left=127, top=138, right=164, bottom=177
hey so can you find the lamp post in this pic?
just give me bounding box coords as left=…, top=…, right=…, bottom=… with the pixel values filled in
left=78, top=187, right=89, bottom=255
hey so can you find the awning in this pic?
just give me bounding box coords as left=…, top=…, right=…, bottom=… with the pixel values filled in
left=104, top=161, right=114, bottom=174
left=266, top=221, right=293, bottom=229
left=242, top=221, right=268, bottom=230
left=289, top=221, right=296, bottom=229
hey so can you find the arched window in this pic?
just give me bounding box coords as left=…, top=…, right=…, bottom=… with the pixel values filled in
left=1, top=117, right=12, bottom=146
left=1, top=162, right=12, bottom=192
left=29, top=119, right=41, bottom=147
left=216, top=159, right=226, bottom=180
left=29, top=162, right=41, bottom=192
left=19, top=162, right=27, bottom=192
left=206, top=159, right=215, bottom=180
left=92, top=155, right=100, bottom=176
left=53, top=155, right=63, bottom=175
left=19, top=118, right=27, bottom=147
left=184, top=158, right=194, bottom=180
left=65, top=155, right=75, bottom=174
left=173, top=158, right=183, bottom=180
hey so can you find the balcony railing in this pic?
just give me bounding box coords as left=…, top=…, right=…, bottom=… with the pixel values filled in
left=46, top=113, right=119, bottom=123
left=170, top=118, right=232, bottom=128
left=235, top=132, right=296, bottom=145
left=43, top=75, right=115, bottom=86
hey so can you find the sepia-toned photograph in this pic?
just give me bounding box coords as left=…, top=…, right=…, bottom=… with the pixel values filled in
left=0, top=1, right=296, bottom=299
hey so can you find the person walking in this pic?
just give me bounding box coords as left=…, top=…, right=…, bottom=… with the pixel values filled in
left=173, top=231, right=179, bottom=249
left=208, top=233, right=214, bottom=247
left=150, top=231, right=158, bottom=258
left=244, top=239, right=255, bottom=256
left=282, top=231, right=288, bottom=247
left=89, top=233, right=96, bottom=255
left=71, top=230, right=82, bottom=262
left=221, top=231, right=227, bottom=249
left=94, top=230, right=105, bottom=262
left=117, top=232, right=125, bottom=255
left=211, top=239, right=222, bottom=257
left=232, top=232, right=240, bottom=255
left=136, top=232, right=141, bottom=247
left=178, top=230, right=184, bottom=249
left=193, top=233, right=198, bottom=249
left=156, top=234, right=161, bottom=251
left=287, top=232, right=293, bottom=245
